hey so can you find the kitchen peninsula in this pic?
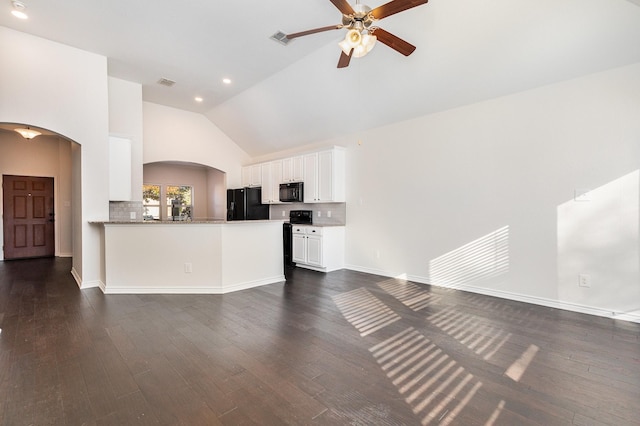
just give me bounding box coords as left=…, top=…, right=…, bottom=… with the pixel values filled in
left=96, top=220, right=284, bottom=294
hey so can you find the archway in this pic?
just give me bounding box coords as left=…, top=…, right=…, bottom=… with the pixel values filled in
left=0, top=123, right=77, bottom=262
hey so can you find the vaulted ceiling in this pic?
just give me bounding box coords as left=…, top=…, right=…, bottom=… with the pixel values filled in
left=1, top=0, right=640, bottom=156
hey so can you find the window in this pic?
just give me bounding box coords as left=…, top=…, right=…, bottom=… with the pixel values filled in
left=166, top=185, right=193, bottom=221
left=143, top=184, right=160, bottom=220
left=142, top=184, right=193, bottom=221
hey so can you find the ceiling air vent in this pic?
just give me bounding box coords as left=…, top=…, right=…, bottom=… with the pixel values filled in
left=270, top=31, right=291, bottom=46
left=157, top=77, right=176, bottom=87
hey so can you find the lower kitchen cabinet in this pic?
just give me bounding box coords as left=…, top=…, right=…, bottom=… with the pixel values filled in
left=291, top=225, right=345, bottom=272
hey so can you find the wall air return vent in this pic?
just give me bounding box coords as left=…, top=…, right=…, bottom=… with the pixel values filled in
left=270, top=31, right=291, bottom=46
left=157, top=77, right=176, bottom=87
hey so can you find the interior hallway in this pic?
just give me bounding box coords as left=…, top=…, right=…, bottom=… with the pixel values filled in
left=0, top=258, right=638, bottom=425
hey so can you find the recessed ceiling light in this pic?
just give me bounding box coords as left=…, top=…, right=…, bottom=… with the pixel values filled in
left=222, top=78, right=231, bottom=85
left=11, top=1, right=28, bottom=19
left=194, top=96, right=203, bottom=103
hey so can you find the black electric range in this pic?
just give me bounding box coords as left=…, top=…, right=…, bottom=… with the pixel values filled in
left=283, top=210, right=313, bottom=271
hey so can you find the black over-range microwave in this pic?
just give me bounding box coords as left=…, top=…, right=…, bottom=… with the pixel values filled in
left=279, top=182, right=304, bottom=202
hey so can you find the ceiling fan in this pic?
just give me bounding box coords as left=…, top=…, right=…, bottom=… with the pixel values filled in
left=285, top=0, right=429, bottom=68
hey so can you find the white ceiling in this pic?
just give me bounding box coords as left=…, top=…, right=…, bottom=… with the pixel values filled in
left=1, top=0, right=640, bottom=156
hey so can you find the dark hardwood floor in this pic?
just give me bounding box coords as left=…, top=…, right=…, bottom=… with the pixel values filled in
left=0, top=258, right=638, bottom=425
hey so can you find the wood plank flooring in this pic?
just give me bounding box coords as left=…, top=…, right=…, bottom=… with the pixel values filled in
left=0, top=257, right=638, bottom=425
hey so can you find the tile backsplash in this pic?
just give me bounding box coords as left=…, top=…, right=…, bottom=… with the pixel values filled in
left=270, top=202, right=346, bottom=225
left=109, top=201, right=144, bottom=221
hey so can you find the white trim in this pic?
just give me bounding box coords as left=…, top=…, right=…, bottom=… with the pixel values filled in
left=294, top=264, right=334, bottom=273
left=70, top=267, right=82, bottom=288
left=345, top=264, right=640, bottom=324
left=80, top=280, right=102, bottom=289
left=70, top=267, right=102, bottom=290
left=344, top=264, right=406, bottom=279
left=102, top=275, right=285, bottom=295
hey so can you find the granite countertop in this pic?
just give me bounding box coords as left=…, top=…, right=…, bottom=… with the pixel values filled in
left=90, top=219, right=283, bottom=225
left=91, top=220, right=345, bottom=226
left=287, top=222, right=345, bottom=227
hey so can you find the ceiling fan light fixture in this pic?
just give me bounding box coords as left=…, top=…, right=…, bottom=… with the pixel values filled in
left=345, top=29, right=362, bottom=47
left=14, top=126, right=41, bottom=139
left=361, top=33, right=377, bottom=55
left=338, top=39, right=352, bottom=55
left=339, top=30, right=376, bottom=58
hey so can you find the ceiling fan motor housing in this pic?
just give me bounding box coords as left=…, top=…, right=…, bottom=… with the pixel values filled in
left=342, top=3, right=375, bottom=29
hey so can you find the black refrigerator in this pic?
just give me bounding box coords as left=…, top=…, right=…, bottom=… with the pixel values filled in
left=226, top=187, right=269, bottom=221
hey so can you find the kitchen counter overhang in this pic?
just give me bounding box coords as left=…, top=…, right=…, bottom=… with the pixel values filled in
left=94, top=220, right=284, bottom=294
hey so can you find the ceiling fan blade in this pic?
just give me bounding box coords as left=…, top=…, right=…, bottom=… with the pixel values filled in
left=370, top=0, right=428, bottom=20
left=329, top=0, right=355, bottom=16
left=337, top=49, right=353, bottom=68
left=371, top=27, right=416, bottom=56
left=286, top=25, right=343, bottom=40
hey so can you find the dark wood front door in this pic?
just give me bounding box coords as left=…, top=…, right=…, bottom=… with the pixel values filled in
left=2, top=175, right=55, bottom=259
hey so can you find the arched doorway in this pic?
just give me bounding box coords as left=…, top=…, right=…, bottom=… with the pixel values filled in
left=0, top=123, right=75, bottom=261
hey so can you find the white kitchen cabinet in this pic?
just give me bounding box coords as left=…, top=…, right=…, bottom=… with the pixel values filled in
left=241, top=166, right=250, bottom=187
left=291, top=225, right=344, bottom=272
left=261, top=160, right=282, bottom=204
left=109, top=136, right=132, bottom=201
left=303, top=148, right=345, bottom=203
left=282, top=156, right=304, bottom=182
left=242, top=164, right=262, bottom=187
left=305, top=234, right=322, bottom=267
left=292, top=233, right=307, bottom=264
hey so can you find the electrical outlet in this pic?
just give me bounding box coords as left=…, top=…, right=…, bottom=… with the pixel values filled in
left=327, top=210, right=332, bottom=218
left=578, top=274, right=591, bottom=287
left=281, top=210, right=285, bottom=217
left=130, top=211, right=136, bottom=220
left=318, top=211, right=321, bottom=217
left=184, top=263, right=193, bottom=273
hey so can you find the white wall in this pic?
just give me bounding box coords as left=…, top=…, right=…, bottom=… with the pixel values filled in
left=0, top=26, right=109, bottom=287
left=207, top=167, right=226, bottom=220
left=338, top=63, right=640, bottom=322
left=0, top=131, right=73, bottom=259
left=108, top=77, right=143, bottom=201
left=143, top=102, right=250, bottom=188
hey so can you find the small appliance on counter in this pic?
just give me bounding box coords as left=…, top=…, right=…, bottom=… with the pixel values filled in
left=279, top=182, right=304, bottom=202
left=226, top=187, right=269, bottom=221
left=283, top=210, right=313, bottom=272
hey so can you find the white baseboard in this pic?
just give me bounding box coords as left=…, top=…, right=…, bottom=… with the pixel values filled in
left=345, top=264, right=640, bottom=324
left=70, top=267, right=103, bottom=290
left=81, top=280, right=103, bottom=289
left=102, top=275, right=286, bottom=295
left=70, top=267, right=82, bottom=288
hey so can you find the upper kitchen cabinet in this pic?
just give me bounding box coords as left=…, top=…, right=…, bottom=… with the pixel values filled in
left=261, top=160, right=283, bottom=204
left=241, top=164, right=262, bottom=187
left=109, top=136, right=132, bottom=201
left=282, top=156, right=304, bottom=183
left=304, top=148, right=345, bottom=203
